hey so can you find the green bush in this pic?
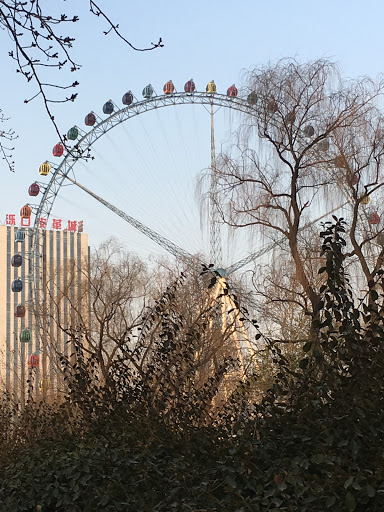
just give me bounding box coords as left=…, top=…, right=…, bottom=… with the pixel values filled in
left=1, top=220, right=384, bottom=511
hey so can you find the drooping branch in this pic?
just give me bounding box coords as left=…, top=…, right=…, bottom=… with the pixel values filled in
left=214, top=58, right=384, bottom=333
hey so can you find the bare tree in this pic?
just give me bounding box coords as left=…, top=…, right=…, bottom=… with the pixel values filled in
left=38, top=239, right=149, bottom=387
left=37, top=245, right=260, bottom=405
left=0, top=108, right=17, bottom=170
left=0, top=1, right=163, bottom=170
left=216, top=58, right=384, bottom=327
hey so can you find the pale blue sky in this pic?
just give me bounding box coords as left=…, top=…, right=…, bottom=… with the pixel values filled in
left=1, top=0, right=384, bottom=264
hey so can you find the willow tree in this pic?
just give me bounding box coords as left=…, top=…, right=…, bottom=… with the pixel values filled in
left=217, top=59, right=384, bottom=331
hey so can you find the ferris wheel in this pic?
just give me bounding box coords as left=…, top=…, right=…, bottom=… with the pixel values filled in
left=27, top=81, right=266, bottom=284
left=7, top=79, right=270, bottom=394
left=11, top=77, right=373, bottom=397
left=20, top=79, right=356, bottom=335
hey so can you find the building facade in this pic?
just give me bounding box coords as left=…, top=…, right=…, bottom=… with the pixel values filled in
left=0, top=226, right=89, bottom=400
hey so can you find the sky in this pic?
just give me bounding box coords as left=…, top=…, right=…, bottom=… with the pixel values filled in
left=2, top=0, right=384, bottom=270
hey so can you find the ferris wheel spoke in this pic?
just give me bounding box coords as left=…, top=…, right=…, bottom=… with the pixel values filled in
left=63, top=174, right=195, bottom=263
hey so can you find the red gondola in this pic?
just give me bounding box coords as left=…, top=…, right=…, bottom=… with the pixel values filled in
left=85, top=112, right=96, bottom=126
left=227, top=84, right=238, bottom=97
left=28, top=183, right=40, bottom=196
left=163, top=80, right=175, bottom=95
left=15, top=305, right=26, bottom=318
left=369, top=213, right=380, bottom=225
left=28, top=355, right=39, bottom=368
left=184, top=79, right=196, bottom=93
left=52, top=143, right=64, bottom=157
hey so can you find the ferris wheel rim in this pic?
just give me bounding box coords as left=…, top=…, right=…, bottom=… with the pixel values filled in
left=28, top=91, right=257, bottom=300
left=31, top=93, right=256, bottom=228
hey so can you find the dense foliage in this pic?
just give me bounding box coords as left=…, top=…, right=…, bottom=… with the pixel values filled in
left=1, top=219, right=384, bottom=511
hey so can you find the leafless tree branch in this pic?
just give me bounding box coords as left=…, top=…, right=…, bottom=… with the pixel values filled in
left=0, top=0, right=163, bottom=171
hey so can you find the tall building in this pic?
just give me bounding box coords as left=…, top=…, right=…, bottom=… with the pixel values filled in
left=0, top=226, right=89, bottom=400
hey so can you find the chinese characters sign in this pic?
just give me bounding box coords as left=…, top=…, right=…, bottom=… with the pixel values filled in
left=5, top=214, right=83, bottom=232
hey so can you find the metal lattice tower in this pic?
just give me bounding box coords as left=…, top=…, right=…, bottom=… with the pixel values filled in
left=209, top=102, right=222, bottom=268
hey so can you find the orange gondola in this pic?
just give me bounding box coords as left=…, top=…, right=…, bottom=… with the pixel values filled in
left=20, top=204, right=32, bottom=218
left=163, top=80, right=175, bottom=95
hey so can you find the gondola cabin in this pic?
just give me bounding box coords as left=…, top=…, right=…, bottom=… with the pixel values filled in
left=369, top=212, right=380, bottom=225
left=351, top=174, right=359, bottom=186
left=122, top=91, right=134, bottom=105
left=28, top=183, right=40, bottom=196
left=303, top=125, right=315, bottom=137
left=67, top=126, right=79, bottom=140
left=247, top=92, right=257, bottom=105
left=28, top=355, right=39, bottom=368
left=227, top=85, right=238, bottom=97
left=12, top=279, right=23, bottom=292
left=15, top=230, right=25, bottom=243
left=11, top=254, right=22, bottom=267
left=52, top=143, right=64, bottom=157
left=20, top=205, right=32, bottom=218
left=15, top=305, right=26, bottom=318
left=103, top=101, right=114, bottom=115
left=163, top=80, right=175, bottom=95
left=334, top=155, right=347, bottom=169
left=360, top=195, right=371, bottom=205
left=85, top=112, right=96, bottom=126
left=285, top=111, right=296, bottom=125
left=20, top=329, right=32, bottom=343
left=142, top=84, right=154, bottom=99
left=267, top=99, right=278, bottom=114
left=377, top=232, right=384, bottom=246
left=184, top=79, right=196, bottom=93
left=39, top=377, right=50, bottom=391
left=206, top=80, right=216, bottom=94
left=317, top=139, right=330, bottom=152
left=39, top=162, right=51, bottom=176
